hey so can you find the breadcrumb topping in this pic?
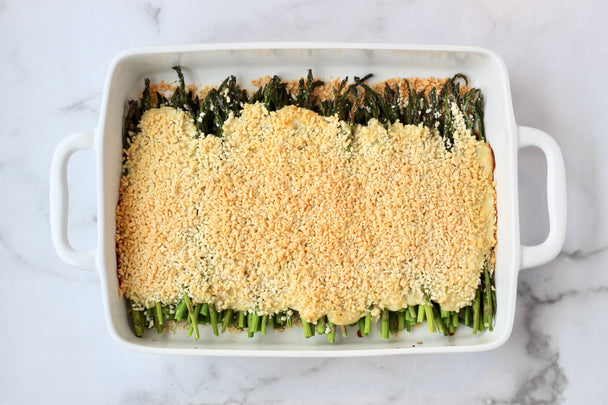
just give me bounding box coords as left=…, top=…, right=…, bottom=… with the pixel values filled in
left=116, top=101, right=496, bottom=325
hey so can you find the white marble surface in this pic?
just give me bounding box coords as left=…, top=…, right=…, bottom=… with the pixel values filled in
left=1, top=0, right=607, bottom=403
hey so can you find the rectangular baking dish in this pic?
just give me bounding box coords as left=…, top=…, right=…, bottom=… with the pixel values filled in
left=50, top=43, right=567, bottom=356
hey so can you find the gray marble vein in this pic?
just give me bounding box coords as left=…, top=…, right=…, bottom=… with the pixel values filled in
left=558, top=246, right=608, bottom=261
left=144, top=2, right=161, bottom=31
left=502, top=281, right=569, bottom=404
left=60, top=96, right=98, bottom=113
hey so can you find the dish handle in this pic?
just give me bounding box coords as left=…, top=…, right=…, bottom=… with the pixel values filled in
left=50, top=130, right=97, bottom=272
left=518, top=126, right=567, bottom=269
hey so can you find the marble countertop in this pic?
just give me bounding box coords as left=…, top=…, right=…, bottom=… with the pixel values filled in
left=2, top=0, right=607, bottom=403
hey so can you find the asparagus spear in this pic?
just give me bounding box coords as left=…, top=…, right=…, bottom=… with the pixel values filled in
left=326, top=320, right=336, bottom=343
left=472, top=289, right=481, bottom=335
left=248, top=313, right=260, bottom=338
left=317, top=316, right=326, bottom=335
left=364, top=313, right=372, bottom=335
left=154, top=302, right=163, bottom=334
left=272, top=312, right=282, bottom=327
left=484, top=264, right=494, bottom=331
left=381, top=309, right=390, bottom=339
left=286, top=311, right=293, bottom=328
left=183, top=293, right=199, bottom=340
left=209, top=304, right=219, bottom=337
left=130, top=300, right=145, bottom=337
left=389, top=311, right=398, bottom=334
left=432, top=306, right=446, bottom=336
left=187, top=304, right=201, bottom=336
left=357, top=318, right=367, bottom=337
left=302, top=319, right=313, bottom=338
left=261, top=315, right=268, bottom=335
left=452, top=311, right=458, bottom=327
left=222, top=308, right=233, bottom=333
left=397, top=310, right=405, bottom=331
left=417, top=305, right=426, bottom=324
left=424, top=305, right=435, bottom=333
left=174, top=299, right=187, bottom=321
left=237, top=310, right=246, bottom=329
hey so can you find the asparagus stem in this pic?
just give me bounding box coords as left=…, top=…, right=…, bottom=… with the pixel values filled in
left=326, top=321, right=336, bottom=343
left=364, top=313, right=372, bottom=335
left=171, top=66, right=187, bottom=109
left=424, top=305, right=435, bottom=333
left=237, top=311, right=246, bottom=329
left=483, top=303, right=489, bottom=330
left=417, top=305, right=426, bottom=323
left=222, top=308, right=233, bottom=333
left=484, top=265, right=494, bottom=331
left=381, top=309, right=390, bottom=339
left=174, top=299, right=187, bottom=321
left=358, top=318, right=367, bottom=336
left=261, top=315, right=268, bottom=335
left=302, top=319, right=313, bottom=338
left=188, top=304, right=201, bottom=335
left=443, top=309, right=451, bottom=329
left=209, top=304, right=219, bottom=337
left=286, top=312, right=293, bottom=328
left=317, top=316, right=326, bottom=335
left=142, top=78, right=152, bottom=111
left=146, top=307, right=154, bottom=326
left=248, top=313, right=260, bottom=338
left=246, top=312, right=253, bottom=336
left=183, top=293, right=199, bottom=340
left=452, top=311, right=459, bottom=327
left=187, top=321, right=193, bottom=337
left=341, top=325, right=348, bottom=337
left=271, top=314, right=280, bottom=329
left=397, top=310, right=406, bottom=330
left=200, top=303, right=210, bottom=317
left=156, top=302, right=164, bottom=324
left=196, top=303, right=209, bottom=324
left=132, top=310, right=145, bottom=336
left=472, top=289, right=481, bottom=335
left=432, top=307, right=446, bottom=335
left=154, top=302, right=163, bottom=334
left=389, top=311, right=398, bottom=334
left=130, top=300, right=145, bottom=337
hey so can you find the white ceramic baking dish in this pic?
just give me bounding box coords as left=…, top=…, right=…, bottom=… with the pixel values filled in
left=50, top=43, right=566, bottom=356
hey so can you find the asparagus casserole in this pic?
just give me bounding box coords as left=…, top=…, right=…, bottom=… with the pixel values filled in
left=116, top=68, right=497, bottom=341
